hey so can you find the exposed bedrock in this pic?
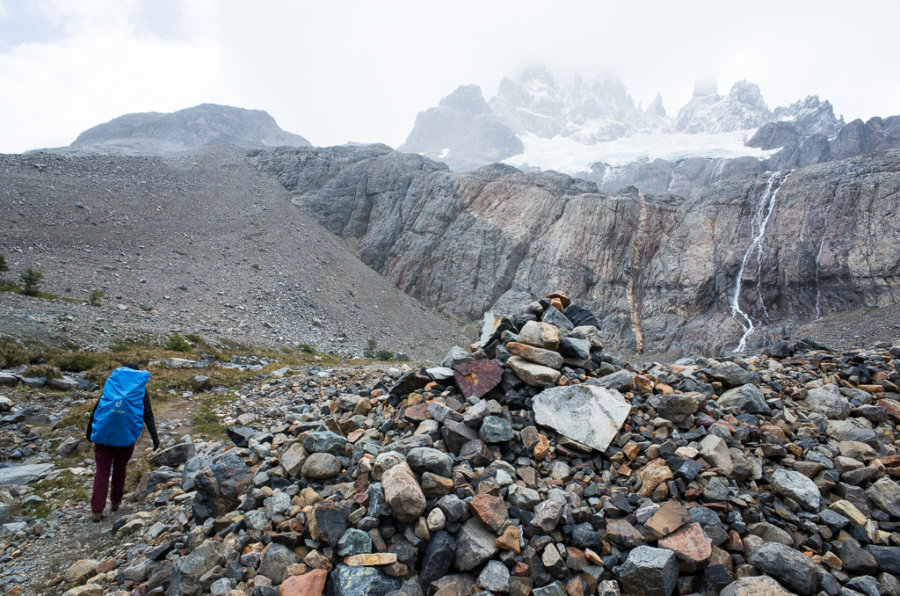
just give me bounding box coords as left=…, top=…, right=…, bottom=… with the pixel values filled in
left=252, top=145, right=900, bottom=356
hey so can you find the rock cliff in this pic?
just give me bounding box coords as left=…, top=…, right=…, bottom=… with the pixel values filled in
left=253, top=145, right=900, bottom=356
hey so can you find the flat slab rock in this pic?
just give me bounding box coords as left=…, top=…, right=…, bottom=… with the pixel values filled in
left=532, top=384, right=630, bottom=452
left=0, top=463, right=54, bottom=486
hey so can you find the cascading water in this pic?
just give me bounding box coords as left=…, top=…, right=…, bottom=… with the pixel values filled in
left=730, top=171, right=791, bottom=352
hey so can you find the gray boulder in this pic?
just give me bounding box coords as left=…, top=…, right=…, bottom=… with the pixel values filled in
left=533, top=384, right=630, bottom=452
left=326, top=564, right=402, bottom=596
left=717, top=384, right=771, bottom=414
left=748, top=542, right=821, bottom=595
left=805, top=384, right=851, bottom=419
left=0, top=463, right=54, bottom=486
left=191, top=451, right=252, bottom=521
left=619, top=545, right=678, bottom=596
left=168, top=539, right=225, bottom=596
left=771, top=468, right=820, bottom=511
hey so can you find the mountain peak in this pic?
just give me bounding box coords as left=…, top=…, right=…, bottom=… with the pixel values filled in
left=70, top=103, right=310, bottom=154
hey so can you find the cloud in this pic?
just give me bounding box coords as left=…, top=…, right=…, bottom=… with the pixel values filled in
left=0, top=0, right=898, bottom=152
left=0, top=0, right=224, bottom=152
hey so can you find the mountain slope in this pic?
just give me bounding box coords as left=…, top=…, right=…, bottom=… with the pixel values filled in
left=0, top=145, right=462, bottom=359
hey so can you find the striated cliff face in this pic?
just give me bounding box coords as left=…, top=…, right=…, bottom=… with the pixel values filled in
left=252, top=145, right=900, bottom=356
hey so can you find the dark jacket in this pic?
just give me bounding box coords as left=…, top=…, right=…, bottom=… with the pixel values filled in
left=86, top=389, right=160, bottom=449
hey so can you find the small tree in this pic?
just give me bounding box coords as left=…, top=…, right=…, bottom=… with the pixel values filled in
left=88, top=289, right=104, bottom=306
left=165, top=332, right=192, bottom=353
left=0, top=255, right=9, bottom=291
left=19, top=268, right=44, bottom=296
left=363, top=337, right=377, bottom=358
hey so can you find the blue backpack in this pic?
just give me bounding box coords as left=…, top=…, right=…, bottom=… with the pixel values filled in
left=91, top=367, right=149, bottom=447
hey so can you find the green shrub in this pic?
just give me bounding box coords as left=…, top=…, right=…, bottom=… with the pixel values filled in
left=59, top=353, right=98, bottom=372
left=0, top=254, right=8, bottom=275
left=165, top=332, right=192, bottom=353
left=299, top=344, right=315, bottom=354
left=375, top=349, right=394, bottom=361
left=364, top=337, right=377, bottom=358
left=19, top=268, right=43, bottom=296
left=88, top=289, right=104, bottom=306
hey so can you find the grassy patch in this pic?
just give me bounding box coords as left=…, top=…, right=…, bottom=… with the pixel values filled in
left=125, top=455, right=151, bottom=494
left=59, top=400, right=96, bottom=430
left=24, top=471, right=89, bottom=518
left=192, top=392, right=238, bottom=441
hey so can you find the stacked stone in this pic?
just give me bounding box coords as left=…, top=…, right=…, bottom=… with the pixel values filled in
left=17, top=293, right=900, bottom=596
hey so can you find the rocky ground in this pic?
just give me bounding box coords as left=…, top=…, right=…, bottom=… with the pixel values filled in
left=0, top=146, right=465, bottom=361
left=2, top=291, right=900, bottom=596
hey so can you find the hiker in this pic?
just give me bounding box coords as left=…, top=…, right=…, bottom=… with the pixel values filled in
left=86, top=362, right=160, bottom=521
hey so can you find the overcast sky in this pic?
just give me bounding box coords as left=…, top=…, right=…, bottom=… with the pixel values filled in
left=1, top=0, right=898, bottom=153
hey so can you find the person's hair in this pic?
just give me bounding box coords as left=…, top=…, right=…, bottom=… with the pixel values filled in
left=124, top=361, right=141, bottom=370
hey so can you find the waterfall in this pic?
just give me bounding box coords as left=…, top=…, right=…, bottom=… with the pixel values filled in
left=730, top=171, right=791, bottom=352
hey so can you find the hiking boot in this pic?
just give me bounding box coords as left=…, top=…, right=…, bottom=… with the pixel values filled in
left=111, top=502, right=120, bottom=512
left=91, top=512, right=103, bottom=522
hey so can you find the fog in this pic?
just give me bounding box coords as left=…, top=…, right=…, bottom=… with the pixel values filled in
left=0, top=0, right=898, bottom=153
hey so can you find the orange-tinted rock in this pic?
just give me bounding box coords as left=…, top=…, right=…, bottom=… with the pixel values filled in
left=496, top=525, right=522, bottom=554
left=343, top=553, right=398, bottom=566
left=533, top=434, right=551, bottom=461
left=637, top=458, right=673, bottom=498
left=658, top=522, right=712, bottom=572
left=545, top=291, right=571, bottom=310
left=279, top=569, right=328, bottom=596
left=644, top=499, right=691, bottom=538
left=470, top=493, right=508, bottom=532
left=605, top=519, right=644, bottom=549
left=550, top=297, right=565, bottom=313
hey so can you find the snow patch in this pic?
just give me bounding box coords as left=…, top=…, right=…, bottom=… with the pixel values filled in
left=503, top=130, right=776, bottom=174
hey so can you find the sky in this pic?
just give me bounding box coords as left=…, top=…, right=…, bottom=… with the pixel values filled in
left=0, top=0, right=898, bottom=153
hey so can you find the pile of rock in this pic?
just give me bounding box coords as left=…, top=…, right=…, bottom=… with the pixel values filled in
left=29, top=292, right=900, bottom=595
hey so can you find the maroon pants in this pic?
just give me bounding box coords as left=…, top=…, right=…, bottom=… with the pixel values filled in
left=91, top=443, right=135, bottom=514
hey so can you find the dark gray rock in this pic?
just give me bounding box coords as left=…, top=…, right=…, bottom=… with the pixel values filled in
left=748, top=542, right=821, bottom=595
left=707, top=362, right=758, bottom=387
left=337, top=529, right=373, bottom=557
left=476, top=560, right=510, bottom=592
left=168, top=539, right=225, bottom=596
left=479, top=415, right=514, bottom=443
left=865, top=477, right=900, bottom=517
left=191, top=452, right=252, bottom=521
left=406, top=447, right=453, bottom=478
left=420, top=530, right=456, bottom=588
left=453, top=518, right=498, bottom=572
left=326, top=564, right=402, bottom=596
left=564, top=304, right=601, bottom=329
left=258, top=543, right=299, bottom=585
left=717, top=383, right=771, bottom=414
left=618, top=545, right=678, bottom=596
left=149, top=442, right=196, bottom=467
left=225, top=426, right=259, bottom=448
left=867, top=546, right=900, bottom=574
left=303, top=430, right=348, bottom=455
